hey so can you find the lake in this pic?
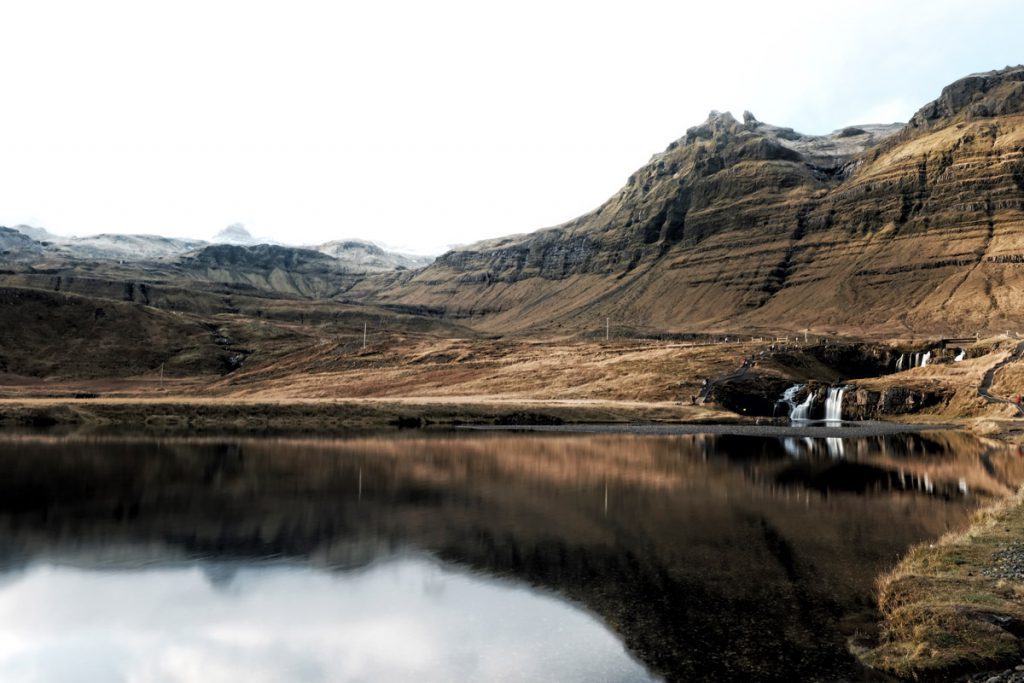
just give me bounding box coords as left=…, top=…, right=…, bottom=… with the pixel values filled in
left=0, top=429, right=1019, bottom=682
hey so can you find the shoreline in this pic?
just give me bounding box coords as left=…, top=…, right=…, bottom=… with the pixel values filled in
left=0, top=396, right=742, bottom=434
left=0, top=396, right=962, bottom=440
left=461, top=420, right=954, bottom=438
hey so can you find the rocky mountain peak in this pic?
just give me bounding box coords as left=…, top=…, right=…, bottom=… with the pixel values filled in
left=683, top=110, right=743, bottom=143
left=654, top=109, right=899, bottom=188
left=909, top=64, right=1024, bottom=131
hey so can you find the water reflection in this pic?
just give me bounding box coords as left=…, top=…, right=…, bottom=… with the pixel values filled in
left=0, top=556, right=654, bottom=683
left=0, top=430, right=1019, bottom=681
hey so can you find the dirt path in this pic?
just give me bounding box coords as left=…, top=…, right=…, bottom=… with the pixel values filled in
left=978, top=341, right=1024, bottom=416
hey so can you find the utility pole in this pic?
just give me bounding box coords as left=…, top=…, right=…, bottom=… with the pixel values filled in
left=606, top=317, right=610, bottom=341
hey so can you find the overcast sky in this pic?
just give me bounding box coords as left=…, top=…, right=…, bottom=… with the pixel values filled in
left=1, top=0, right=1021, bottom=254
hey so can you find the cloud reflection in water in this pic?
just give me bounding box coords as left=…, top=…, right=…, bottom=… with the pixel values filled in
left=0, top=556, right=657, bottom=683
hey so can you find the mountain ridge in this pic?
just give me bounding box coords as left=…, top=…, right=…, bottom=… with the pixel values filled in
left=3, top=224, right=433, bottom=274
left=350, top=65, right=1024, bottom=337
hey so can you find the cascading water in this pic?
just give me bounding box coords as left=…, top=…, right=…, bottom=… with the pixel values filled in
left=955, top=349, right=966, bottom=362
left=778, top=384, right=816, bottom=421
left=779, top=384, right=802, bottom=407
left=790, top=389, right=815, bottom=421
left=824, top=386, right=846, bottom=423
left=905, top=350, right=933, bottom=368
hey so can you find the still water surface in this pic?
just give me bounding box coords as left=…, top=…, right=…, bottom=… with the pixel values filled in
left=0, top=430, right=1020, bottom=682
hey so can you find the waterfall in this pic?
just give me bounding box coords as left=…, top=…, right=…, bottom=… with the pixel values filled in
left=954, top=349, right=966, bottom=362
left=824, top=386, right=846, bottom=423
left=790, top=389, right=815, bottom=421
left=779, top=384, right=816, bottom=421
left=920, top=351, right=931, bottom=367
left=895, top=354, right=904, bottom=371
left=777, top=384, right=799, bottom=417
left=911, top=352, right=919, bottom=368
left=779, top=384, right=803, bottom=407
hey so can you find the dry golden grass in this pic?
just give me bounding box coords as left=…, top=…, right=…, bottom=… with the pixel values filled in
left=0, top=334, right=756, bottom=405
left=860, top=487, right=1024, bottom=678
left=212, top=336, right=754, bottom=402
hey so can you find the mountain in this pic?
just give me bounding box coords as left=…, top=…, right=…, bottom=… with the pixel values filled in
left=0, top=223, right=430, bottom=300
left=213, top=223, right=262, bottom=245
left=52, top=234, right=210, bottom=261
left=354, top=66, right=1024, bottom=337
left=9, top=224, right=55, bottom=242
left=5, top=226, right=210, bottom=261
left=314, top=239, right=433, bottom=271
left=176, top=243, right=360, bottom=298
left=0, top=227, right=45, bottom=259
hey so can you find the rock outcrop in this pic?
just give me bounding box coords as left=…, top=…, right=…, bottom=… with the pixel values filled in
left=844, top=385, right=954, bottom=419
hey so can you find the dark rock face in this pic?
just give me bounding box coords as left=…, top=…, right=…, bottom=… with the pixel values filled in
left=184, top=244, right=339, bottom=270
left=845, top=386, right=953, bottom=419
left=356, top=65, right=1024, bottom=336
left=706, top=374, right=796, bottom=418
left=908, top=66, right=1024, bottom=131
left=804, top=343, right=897, bottom=379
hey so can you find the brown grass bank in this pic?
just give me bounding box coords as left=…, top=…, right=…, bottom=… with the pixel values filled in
left=0, top=396, right=736, bottom=434
left=859, top=487, right=1024, bottom=679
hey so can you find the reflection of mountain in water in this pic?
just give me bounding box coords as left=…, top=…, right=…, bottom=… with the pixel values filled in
left=0, top=431, right=1019, bottom=681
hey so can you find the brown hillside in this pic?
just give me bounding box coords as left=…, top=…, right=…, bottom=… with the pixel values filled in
left=353, top=66, right=1024, bottom=338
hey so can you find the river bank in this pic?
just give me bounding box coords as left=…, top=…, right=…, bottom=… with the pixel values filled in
left=857, top=487, right=1024, bottom=680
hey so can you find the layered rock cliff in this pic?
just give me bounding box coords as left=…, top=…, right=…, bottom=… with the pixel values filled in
left=355, top=66, right=1024, bottom=337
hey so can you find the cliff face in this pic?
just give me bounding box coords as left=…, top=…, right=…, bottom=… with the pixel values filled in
left=356, top=66, right=1024, bottom=336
